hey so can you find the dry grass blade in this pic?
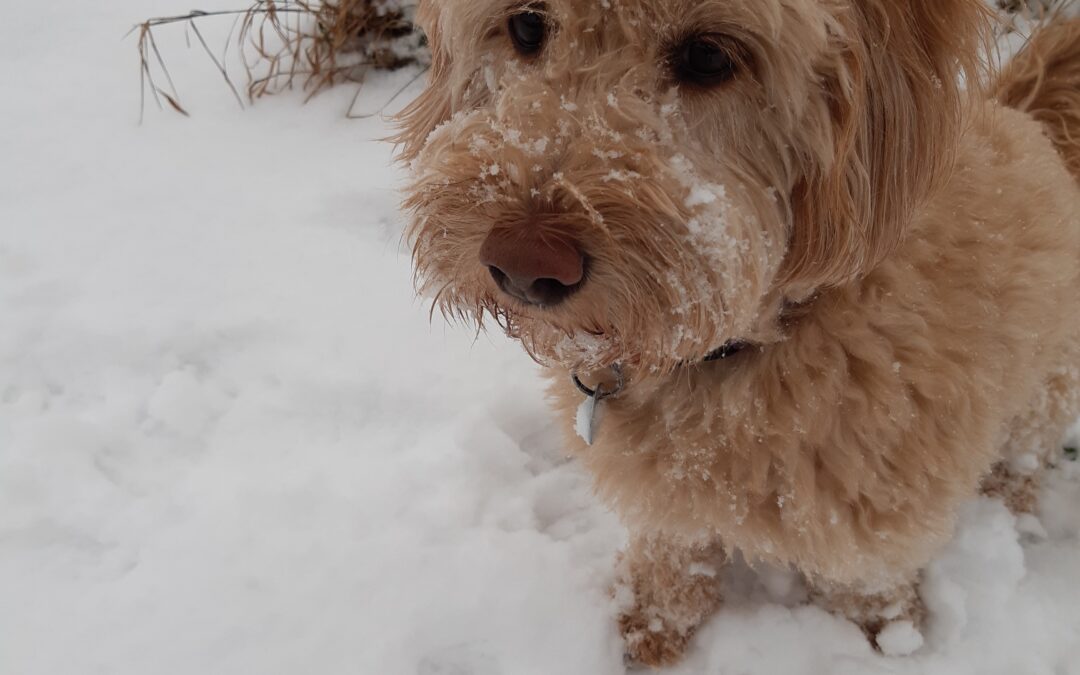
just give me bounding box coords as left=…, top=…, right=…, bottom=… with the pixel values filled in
left=188, top=19, right=245, bottom=110
left=146, top=28, right=182, bottom=107
left=135, top=23, right=164, bottom=123
left=161, top=92, right=191, bottom=117
left=346, top=64, right=428, bottom=119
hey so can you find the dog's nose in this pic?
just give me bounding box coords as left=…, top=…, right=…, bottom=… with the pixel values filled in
left=479, top=226, right=585, bottom=307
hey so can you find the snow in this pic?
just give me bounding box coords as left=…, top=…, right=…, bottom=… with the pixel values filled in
left=1, top=2, right=1079, bottom=674
left=876, top=621, right=924, bottom=657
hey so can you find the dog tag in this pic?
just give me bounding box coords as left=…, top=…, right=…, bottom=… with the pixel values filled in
left=572, top=366, right=624, bottom=446
left=576, top=394, right=600, bottom=445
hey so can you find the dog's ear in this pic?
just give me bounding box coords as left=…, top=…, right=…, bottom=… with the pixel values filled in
left=394, top=1, right=454, bottom=162
left=780, top=0, right=990, bottom=292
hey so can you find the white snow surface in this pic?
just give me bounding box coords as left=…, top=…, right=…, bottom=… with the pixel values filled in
left=2, top=2, right=1080, bottom=674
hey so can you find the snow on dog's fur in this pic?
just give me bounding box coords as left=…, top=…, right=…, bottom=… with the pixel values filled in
left=397, top=0, right=1080, bottom=666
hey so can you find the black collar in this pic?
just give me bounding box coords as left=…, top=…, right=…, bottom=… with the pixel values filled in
left=702, top=340, right=749, bottom=362
left=570, top=339, right=751, bottom=444
left=572, top=339, right=749, bottom=398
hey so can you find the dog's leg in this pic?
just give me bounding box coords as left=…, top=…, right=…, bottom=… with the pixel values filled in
left=614, top=532, right=726, bottom=668
left=979, top=461, right=1040, bottom=514
left=807, top=576, right=924, bottom=648
left=987, top=350, right=1080, bottom=515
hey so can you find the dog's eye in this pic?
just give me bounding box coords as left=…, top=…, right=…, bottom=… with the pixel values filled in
left=673, top=36, right=744, bottom=86
left=508, top=11, right=547, bottom=56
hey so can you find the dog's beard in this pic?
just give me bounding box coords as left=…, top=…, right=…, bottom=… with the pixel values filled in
left=417, top=213, right=782, bottom=378
left=479, top=298, right=624, bottom=372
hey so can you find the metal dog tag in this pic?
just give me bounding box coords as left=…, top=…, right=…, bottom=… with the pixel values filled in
left=572, top=366, right=624, bottom=446
left=576, top=394, right=599, bottom=445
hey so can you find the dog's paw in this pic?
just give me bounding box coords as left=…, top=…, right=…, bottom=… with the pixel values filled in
left=618, top=610, right=693, bottom=669
left=612, top=535, right=726, bottom=667
left=810, top=577, right=926, bottom=654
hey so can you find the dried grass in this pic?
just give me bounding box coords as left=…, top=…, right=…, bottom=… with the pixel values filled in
left=133, top=0, right=424, bottom=120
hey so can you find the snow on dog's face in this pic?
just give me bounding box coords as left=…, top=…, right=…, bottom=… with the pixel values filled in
left=397, top=0, right=984, bottom=377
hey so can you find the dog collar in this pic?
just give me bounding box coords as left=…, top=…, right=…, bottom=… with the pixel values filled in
left=571, top=340, right=749, bottom=445
left=702, top=340, right=749, bottom=362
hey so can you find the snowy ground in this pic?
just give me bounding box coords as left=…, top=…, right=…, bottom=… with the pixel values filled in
left=2, top=2, right=1079, bottom=674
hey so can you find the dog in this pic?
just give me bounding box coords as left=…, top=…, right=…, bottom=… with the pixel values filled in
left=396, top=0, right=1080, bottom=665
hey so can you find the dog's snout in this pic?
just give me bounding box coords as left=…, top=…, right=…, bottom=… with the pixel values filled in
left=479, top=226, right=584, bottom=307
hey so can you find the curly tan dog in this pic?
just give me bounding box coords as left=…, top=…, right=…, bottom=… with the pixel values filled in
left=397, top=0, right=1080, bottom=666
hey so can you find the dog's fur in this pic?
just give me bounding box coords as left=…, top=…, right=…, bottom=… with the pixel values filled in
left=397, top=0, right=1080, bottom=665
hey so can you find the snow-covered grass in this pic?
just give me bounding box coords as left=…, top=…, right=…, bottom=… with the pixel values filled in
left=1, top=2, right=1079, bottom=673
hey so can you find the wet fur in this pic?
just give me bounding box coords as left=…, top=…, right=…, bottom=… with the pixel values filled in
left=398, top=1, right=1080, bottom=666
